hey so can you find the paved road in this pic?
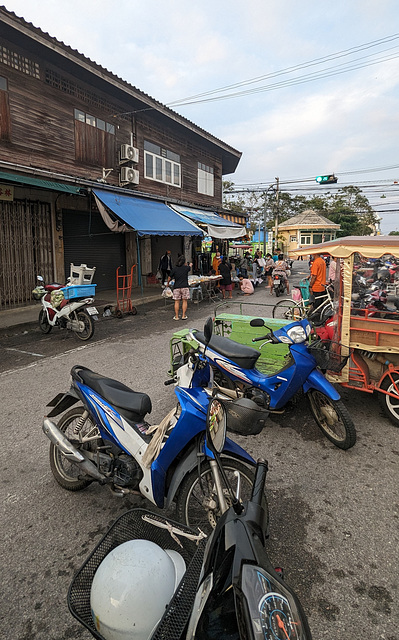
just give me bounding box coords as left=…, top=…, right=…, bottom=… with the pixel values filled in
left=1, top=264, right=398, bottom=639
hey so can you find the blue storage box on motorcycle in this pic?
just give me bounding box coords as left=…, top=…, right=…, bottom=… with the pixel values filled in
left=61, top=284, right=96, bottom=299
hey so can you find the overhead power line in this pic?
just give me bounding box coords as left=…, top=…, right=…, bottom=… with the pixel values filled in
left=167, top=34, right=399, bottom=107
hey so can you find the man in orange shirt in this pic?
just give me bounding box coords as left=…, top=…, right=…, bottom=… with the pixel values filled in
left=309, top=254, right=326, bottom=308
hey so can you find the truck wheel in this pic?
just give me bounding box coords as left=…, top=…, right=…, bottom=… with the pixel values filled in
left=378, top=373, right=399, bottom=427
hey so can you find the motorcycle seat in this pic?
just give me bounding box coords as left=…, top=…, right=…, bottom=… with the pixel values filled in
left=72, top=367, right=152, bottom=421
left=193, top=331, right=260, bottom=369
left=44, top=283, right=64, bottom=291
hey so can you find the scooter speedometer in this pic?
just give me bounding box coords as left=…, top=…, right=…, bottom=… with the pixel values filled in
left=241, top=564, right=312, bottom=639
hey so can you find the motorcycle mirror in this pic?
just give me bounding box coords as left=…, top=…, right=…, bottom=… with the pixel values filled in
left=206, top=398, right=227, bottom=454
left=250, top=318, right=264, bottom=327
left=203, top=317, right=213, bottom=345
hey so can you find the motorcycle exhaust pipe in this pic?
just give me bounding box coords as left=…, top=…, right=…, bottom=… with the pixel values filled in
left=42, top=418, right=105, bottom=482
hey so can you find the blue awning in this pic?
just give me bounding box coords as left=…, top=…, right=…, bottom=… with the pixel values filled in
left=171, top=204, right=241, bottom=227
left=93, top=190, right=203, bottom=236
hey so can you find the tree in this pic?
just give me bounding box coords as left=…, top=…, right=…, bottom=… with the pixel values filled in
left=324, top=186, right=378, bottom=236
left=389, top=230, right=399, bottom=235
left=222, top=181, right=247, bottom=213
left=222, top=182, right=378, bottom=238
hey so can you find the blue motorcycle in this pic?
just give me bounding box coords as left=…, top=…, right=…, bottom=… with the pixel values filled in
left=186, top=317, right=356, bottom=449
left=42, top=342, right=261, bottom=533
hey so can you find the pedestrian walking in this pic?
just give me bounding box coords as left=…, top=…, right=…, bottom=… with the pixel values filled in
left=241, top=252, right=251, bottom=277
left=219, top=257, right=233, bottom=299
left=158, top=250, right=173, bottom=284
left=212, top=251, right=222, bottom=274
left=167, top=255, right=192, bottom=320
left=309, top=254, right=326, bottom=309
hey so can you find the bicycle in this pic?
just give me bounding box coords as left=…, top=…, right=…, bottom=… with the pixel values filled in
left=272, top=281, right=335, bottom=325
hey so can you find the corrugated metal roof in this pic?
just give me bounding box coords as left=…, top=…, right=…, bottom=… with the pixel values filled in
left=0, top=170, right=83, bottom=193
left=279, top=210, right=340, bottom=228
left=171, top=204, right=242, bottom=228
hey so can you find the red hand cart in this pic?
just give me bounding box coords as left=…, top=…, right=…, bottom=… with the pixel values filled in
left=115, top=265, right=137, bottom=318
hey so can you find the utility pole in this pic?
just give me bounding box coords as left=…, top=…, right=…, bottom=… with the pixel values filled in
left=263, top=182, right=276, bottom=255
left=274, top=177, right=279, bottom=251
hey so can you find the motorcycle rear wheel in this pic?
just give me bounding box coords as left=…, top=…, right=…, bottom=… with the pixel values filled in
left=73, top=310, right=94, bottom=341
left=39, top=309, right=52, bottom=334
left=307, top=390, right=356, bottom=449
left=49, top=407, right=99, bottom=490
left=378, top=373, right=399, bottom=427
left=175, top=459, right=268, bottom=535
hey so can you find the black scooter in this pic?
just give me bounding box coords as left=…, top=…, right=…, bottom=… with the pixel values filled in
left=273, top=273, right=286, bottom=297
left=68, top=398, right=312, bottom=640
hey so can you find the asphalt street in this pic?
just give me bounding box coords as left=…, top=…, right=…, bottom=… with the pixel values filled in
left=0, top=264, right=398, bottom=640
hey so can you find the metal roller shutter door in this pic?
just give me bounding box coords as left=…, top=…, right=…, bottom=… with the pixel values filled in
left=63, top=209, right=125, bottom=291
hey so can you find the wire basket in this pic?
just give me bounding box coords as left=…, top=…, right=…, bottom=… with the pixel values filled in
left=308, top=340, right=352, bottom=373
left=68, top=508, right=206, bottom=640
left=298, top=278, right=311, bottom=305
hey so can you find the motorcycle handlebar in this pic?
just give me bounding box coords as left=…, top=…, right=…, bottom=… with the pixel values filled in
left=252, top=335, right=272, bottom=342
left=251, top=459, right=268, bottom=505
left=164, top=378, right=175, bottom=386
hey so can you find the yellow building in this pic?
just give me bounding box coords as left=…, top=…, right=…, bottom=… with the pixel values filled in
left=278, top=210, right=340, bottom=256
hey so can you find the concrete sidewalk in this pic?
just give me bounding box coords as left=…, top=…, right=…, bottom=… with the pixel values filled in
left=0, top=286, right=164, bottom=332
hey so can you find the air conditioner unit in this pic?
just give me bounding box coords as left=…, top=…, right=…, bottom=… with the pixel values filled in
left=120, top=167, right=139, bottom=184
left=120, top=144, right=139, bottom=163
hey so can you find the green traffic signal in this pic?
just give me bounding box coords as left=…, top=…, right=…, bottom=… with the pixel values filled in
left=315, top=174, right=338, bottom=184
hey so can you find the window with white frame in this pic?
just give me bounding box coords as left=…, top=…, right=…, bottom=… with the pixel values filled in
left=198, top=162, right=214, bottom=196
left=144, top=140, right=181, bottom=187
left=300, top=234, right=312, bottom=245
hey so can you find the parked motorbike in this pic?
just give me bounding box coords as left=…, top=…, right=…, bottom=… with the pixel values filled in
left=32, top=275, right=98, bottom=340
left=42, top=321, right=258, bottom=532
left=184, top=317, right=356, bottom=449
left=68, top=399, right=312, bottom=640
left=351, top=287, right=399, bottom=319
left=272, top=273, right=286, bottom=297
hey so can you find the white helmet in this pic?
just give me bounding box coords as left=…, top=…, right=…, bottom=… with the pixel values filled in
left=90, top=539, right=186, bottom=640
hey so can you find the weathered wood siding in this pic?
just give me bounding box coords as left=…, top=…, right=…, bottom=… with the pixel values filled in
left=0, top=36, right=225, bottom=207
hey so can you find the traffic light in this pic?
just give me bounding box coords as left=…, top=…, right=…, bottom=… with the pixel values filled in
left=315, top=174, right=338, bottom=184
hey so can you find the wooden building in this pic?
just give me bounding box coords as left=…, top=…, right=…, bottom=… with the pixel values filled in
left=0, top=7, right=243, bottom=309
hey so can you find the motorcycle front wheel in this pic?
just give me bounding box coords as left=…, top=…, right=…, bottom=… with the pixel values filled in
left=49, top=407, right=99, bottom=490
left=307, top=390, right=356, bottom=449
left=176, top=459, right=268, bottom=535
left=73, top=310, right=94, bottom=341
left=39, top=309, right=52, bottom=334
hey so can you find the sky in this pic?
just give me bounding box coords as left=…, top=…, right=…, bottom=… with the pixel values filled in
left=4, top=0, right=399, bottom=233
